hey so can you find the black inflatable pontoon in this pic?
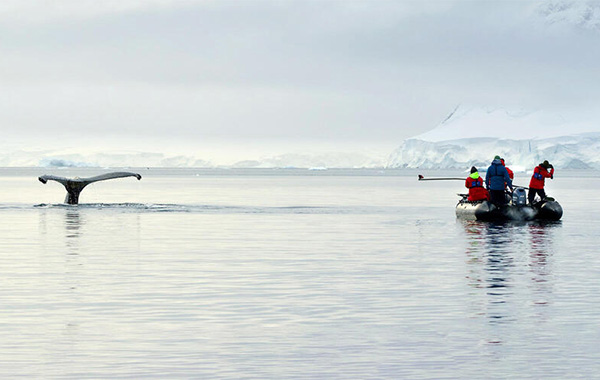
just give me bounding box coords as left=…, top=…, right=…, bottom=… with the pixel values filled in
left=456, top=188, right=563, bottom=221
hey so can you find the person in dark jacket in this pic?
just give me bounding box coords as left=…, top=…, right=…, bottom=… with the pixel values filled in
left=465, top=166, right=489, bottom=201
left=528, top=160, right=554, bottom=205
left=486, top=155, right=513, bottom=206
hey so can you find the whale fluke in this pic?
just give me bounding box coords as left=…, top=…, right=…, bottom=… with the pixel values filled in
left=38, top=171, right=142, bottom=204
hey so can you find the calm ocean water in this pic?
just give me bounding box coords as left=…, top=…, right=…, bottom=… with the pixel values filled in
left=0, top=167, right=599, bottom=379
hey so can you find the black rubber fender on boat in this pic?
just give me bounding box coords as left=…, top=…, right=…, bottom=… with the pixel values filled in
left=537, top=200, right=563, bottom=221
left=455, top=199, right=563, bottom=221
left=473, top=200, right=495, bottom=220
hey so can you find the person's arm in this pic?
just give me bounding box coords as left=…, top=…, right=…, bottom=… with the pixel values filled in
left=542, top=167, right=553, bottom=179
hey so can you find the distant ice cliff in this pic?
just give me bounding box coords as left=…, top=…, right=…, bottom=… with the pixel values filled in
left=387, top=106, right=600, bottom=170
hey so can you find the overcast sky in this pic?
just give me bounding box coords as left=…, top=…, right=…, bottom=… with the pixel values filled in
left=2, top=0, right=599, bottom=163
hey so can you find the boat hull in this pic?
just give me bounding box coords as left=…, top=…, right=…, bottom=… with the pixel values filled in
left=456, top=199, right=562, bottom=221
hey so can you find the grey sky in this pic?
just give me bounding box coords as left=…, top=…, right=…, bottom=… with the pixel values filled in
left=2, top=0, right=599, bottom=163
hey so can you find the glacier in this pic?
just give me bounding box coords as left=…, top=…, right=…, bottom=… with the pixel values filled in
left=0, top=147, right=386, bottom=169
left=3, top=104, right=599, bottom=170
left=387, top=106, right=600, bottom=170
left=231, top=152, right=384, bottom=169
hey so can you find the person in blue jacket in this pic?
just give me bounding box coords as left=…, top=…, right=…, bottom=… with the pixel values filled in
left=486, top=155, right=513, bottom=206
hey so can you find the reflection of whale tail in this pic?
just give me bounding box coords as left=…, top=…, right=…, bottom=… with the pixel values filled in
left=38, top=172, right=142, bottom=204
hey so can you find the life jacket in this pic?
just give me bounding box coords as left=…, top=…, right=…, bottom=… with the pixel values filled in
left=466, top=173, right=488, bottom=201
left=466, top=174, right=483, bottom=188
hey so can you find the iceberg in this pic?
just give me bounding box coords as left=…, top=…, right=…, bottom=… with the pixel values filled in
left=387, top=106, right=600, bottom=170
left=0, top=148, right=215, bottom=168
left=40, top=158, right=94, bottom=168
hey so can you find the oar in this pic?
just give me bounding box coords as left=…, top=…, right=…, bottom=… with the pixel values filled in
left=418, top=174, right=464, bottom=181
left=418, top=174, right=530, bottom=189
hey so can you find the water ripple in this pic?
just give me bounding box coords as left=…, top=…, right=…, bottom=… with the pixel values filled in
left=31, top=203, right=407, bottom=215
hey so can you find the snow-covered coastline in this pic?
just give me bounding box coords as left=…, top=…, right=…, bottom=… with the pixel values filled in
left=387, top=134, right=600, bottom=170
left=0, top=148, right=386, bottom=169
left=3, top=105, right=599, bottom=169
left=387, top=106, right=600, bottom=170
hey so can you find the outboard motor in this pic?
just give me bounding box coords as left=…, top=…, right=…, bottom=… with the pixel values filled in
left=512, top=188, right=527, bottom=206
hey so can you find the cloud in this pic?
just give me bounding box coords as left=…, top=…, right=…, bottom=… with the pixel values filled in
left=0, top=0, right=204, bottom=25
left=1, top=0, right=599, bottom=165
left=536, top=0, right=600, bottom=30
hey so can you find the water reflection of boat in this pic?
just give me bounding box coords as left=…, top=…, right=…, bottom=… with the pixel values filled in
left=461, top=219, right=559, bottom=336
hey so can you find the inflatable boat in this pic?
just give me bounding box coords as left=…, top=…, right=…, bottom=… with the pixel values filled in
left=455, top=188, right=563, bottom=221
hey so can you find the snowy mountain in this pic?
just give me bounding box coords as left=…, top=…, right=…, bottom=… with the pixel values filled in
left=387, top=106, right=600, bottom=170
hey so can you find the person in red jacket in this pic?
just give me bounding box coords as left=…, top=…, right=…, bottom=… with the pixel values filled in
left=501, top=158, right=514, bottom=179
left=501, top=158, right=514, bottom=190
left=466, top=166, right=489, bottom=201
left=528, top=160, right=554, bottom=205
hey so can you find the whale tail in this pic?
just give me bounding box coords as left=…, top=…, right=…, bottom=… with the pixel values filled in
left=39, top=172, right=142, bottom=204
